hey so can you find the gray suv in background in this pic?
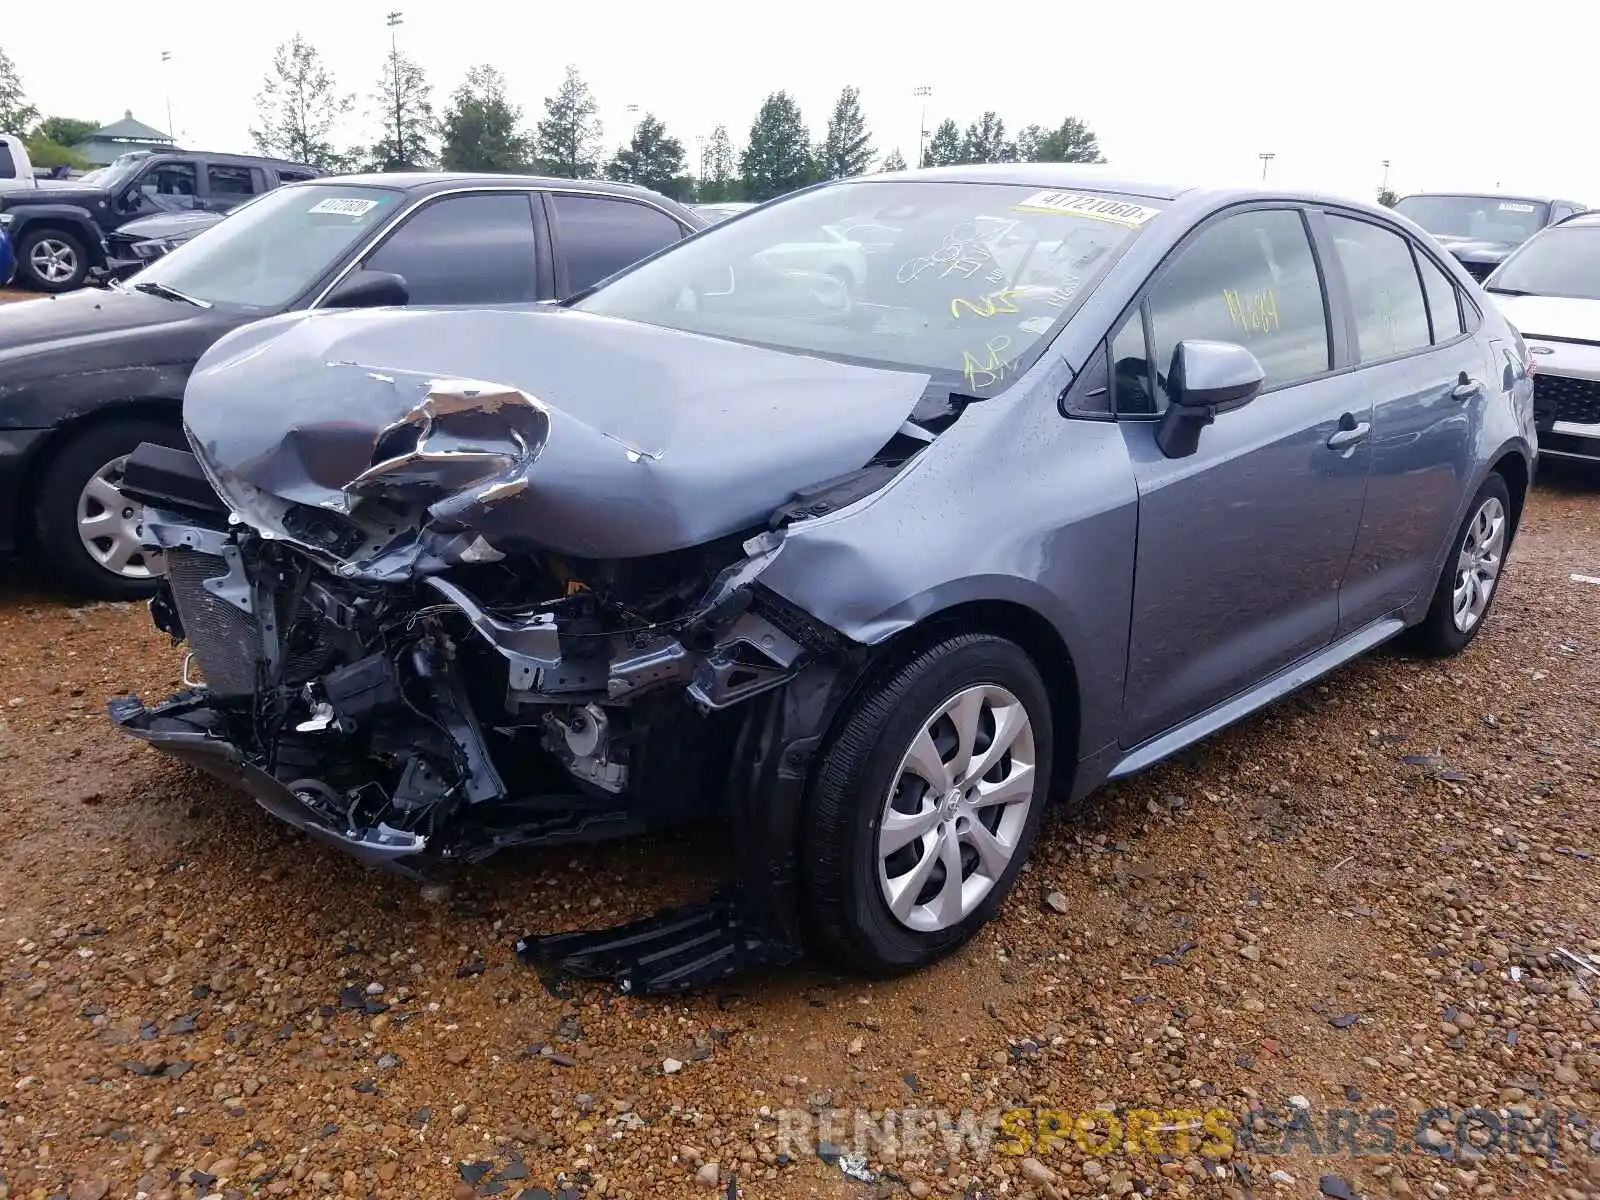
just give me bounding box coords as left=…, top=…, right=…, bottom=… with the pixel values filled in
left=113, top=166, right=1536, bottom=987
left=1394, top=192, right=1586, bottom=281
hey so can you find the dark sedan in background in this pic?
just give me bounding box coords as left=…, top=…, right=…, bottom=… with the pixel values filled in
left=0, top=174, right=705, bottom=597
left=1394, top=192, right=1587, bottom=281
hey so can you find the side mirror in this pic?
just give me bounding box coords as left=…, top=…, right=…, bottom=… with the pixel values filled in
left=323, top=269, right=410, bottom=310
left=1155, top=339, right=1265, bottom=459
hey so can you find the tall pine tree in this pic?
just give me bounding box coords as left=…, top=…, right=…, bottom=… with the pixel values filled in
left=608, top=113, right=687, bottom=198
left=698, top=124, right=739, bottom=201
left=818, top=85, right=873, bottom=179
left=367, top=47, right=435, bottom=170
left=741, top=92, right=814, bottom=201
left=440, top=66, right=529, bottom=172
left=923, top=119, right=962, bottom=167
left=533, top=66, right=602, bottom=179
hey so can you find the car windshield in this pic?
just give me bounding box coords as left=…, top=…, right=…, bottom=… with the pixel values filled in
left=1489, top=226, right=1600, bottom=301
left=1394, top=194, right=1549, bottom=243
left=578, top=180, right=1162, bottom=392
left=94, top=155, right=153, bottom=192
left=130, top=183, right=403, bottom=310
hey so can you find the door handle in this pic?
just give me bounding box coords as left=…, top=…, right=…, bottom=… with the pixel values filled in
left=1327, top=417, right=1371, bottom=451
left=1452, top=372, right=1483, bottom=402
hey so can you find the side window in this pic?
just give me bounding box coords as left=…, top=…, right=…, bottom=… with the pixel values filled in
left=364, top=192, right=539, bottom=305
left=1145, top=208, right=1331, bottom=410
left=1111, top=312, right=1156, bottom=416
left=1415, top=251, right=1465, bottom=343
left=140, top=160, right=200, bottom=210
left=552, top=194, right=686, bottom=293
left=0, top=142, right=15, bottom=179
left=207, top=164, right=257, bottom=200
left=1326, top=215, right=1431, bottom=361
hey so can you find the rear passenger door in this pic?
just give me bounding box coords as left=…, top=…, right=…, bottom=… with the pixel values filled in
left=360, top=189, right=548, bottom=305
left=545, top=191, right=691, bottom=297
left=201, top=162, right=260, bottom=213
left=1320, top=211, right=1486, bottom=631
left=1114, top=205, right=1372, bottom=747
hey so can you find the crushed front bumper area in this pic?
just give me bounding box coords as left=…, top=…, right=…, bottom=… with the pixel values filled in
left=109, top=691, right=430, bottom=870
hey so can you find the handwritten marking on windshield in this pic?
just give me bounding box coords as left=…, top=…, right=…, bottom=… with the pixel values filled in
left=962, top=335, right=1017, bottom=390
left=951, top=288, right=1026, bottom=319
left=1223, top=287, right=1280, bottom=335
left=897, top=222, right=993, bottom=284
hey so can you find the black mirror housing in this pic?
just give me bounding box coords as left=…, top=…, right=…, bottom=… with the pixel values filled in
left=1155, top=339, right=1265, bottom=459
left=323, top=269, right=410, bottom=310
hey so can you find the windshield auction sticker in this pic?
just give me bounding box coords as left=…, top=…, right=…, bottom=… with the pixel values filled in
left=308, top=197, right=381, bottom=217
left=1012, top=191, right=1162, bottom=227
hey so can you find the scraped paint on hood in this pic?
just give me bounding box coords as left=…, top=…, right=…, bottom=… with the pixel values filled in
left=182, top=305, right=932, bottom=561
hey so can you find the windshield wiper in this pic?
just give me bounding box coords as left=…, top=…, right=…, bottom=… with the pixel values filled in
left=1484, top=286, right=1531, bottom=296
left=133, top=280, right=211, bottom=308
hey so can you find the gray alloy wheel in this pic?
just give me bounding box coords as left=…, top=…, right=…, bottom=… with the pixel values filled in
left=875, top=683, right=1039, bottom=933
left=28, top=236, right=80, bottom=286
left=1452, top=495, right=1507, bottom=634
left=76, top=455, right=162, bottom=581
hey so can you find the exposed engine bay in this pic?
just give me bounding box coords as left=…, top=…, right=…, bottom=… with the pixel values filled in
left=111, top=428, right=913, bottom=871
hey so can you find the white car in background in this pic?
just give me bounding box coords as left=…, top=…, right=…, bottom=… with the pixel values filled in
left=1483, top=212, right=1600, bottom=465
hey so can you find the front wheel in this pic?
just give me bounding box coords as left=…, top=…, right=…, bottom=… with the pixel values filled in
left=1403, top=473, right=1514, bottom=657
left=32, top=418, right=187, bottom=599
left=17, top=227, right=90, bottom=292
left=803, top=633, right=1054, bottom=975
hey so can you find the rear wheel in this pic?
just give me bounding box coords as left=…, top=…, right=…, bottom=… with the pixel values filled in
left=32, top=418, right=186, bottom=600
left=1403, top=473, right=1514, bottom=657
left=17, top=227, right=90, bottom=292
left=803, top=634, right=1054, bottom=974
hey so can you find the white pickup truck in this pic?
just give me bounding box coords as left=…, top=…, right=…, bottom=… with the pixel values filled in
left=0, top=133, right=83, bottom=192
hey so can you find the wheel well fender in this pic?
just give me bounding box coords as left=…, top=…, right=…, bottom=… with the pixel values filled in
left=1489, top=447, right=1530, bottom=534
left=847, top=597, right=1083, bottom=797
left=15, top=397, right=185, bottom=546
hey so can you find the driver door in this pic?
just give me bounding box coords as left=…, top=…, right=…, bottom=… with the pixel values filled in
left=1114, top=205, right=1374, bottom=747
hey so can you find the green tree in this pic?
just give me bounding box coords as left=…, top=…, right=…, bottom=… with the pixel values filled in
left=923, top=118, right=962, bottom=167
left=367, top=47, right=435, bottom=170
left=533, top=65, right=602, bottom=179
left=440, top=65, right=530, bottom=172
left=697, top=124, right=740, bottom=201
left=818, top=85, right=873, bottom=179
left=1031, top=115, right=1105, bottom=163
left=34, top=116, right=96, bottom=148
left=961, top=111, right=1008, bottom=164
left=608, top=113, right=687, bottom=198
left=250, top=35, right=356, bottom=169
left=879, top=148, right=907, bottom=172
left=23, top=132, right=88, bottom=170
left=0, top=45, right=38, bottom=134
left=1377, top=187, right=1398, bottom=208
left=741, top=91, right=814, bottom=201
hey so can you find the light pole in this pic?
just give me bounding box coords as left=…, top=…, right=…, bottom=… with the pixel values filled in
left=386, top=11, right=404, bottom=167
left=1381, top=159, right=1391, bottom=190
left=1259, top=151, right=1275, bottom=182
left=913, top=85, right=932, bottom=168
left=160, top=51, right=175, bottom=143
left=696, top=134, right=706, bottom=183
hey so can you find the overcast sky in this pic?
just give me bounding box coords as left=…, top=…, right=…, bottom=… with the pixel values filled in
left=7, top=0, right=1597, bottom=203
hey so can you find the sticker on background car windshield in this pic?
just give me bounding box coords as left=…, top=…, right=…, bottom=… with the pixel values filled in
left=1012, top=190, right=1161, bottom=227
left=308, top=197, right=381, bottom=217
left=1498, top=202, right=1537, bottom=213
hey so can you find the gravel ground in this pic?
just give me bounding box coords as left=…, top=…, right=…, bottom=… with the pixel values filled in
left=1, top=468, right=1598, bottom=1200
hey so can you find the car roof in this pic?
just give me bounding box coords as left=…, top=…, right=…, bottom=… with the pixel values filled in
left=837, top=163, right=1406, bottom=217
left=287, top=172, right=700, bottom=220
left=151, top=149, right=323, bottom=170
left=1554, top=211, right=1600, bottom=228
left=1397, top=190, right=1568, bottom=205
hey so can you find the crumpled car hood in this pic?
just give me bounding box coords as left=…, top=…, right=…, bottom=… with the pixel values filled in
left=183, top=305, right=931, bottom=561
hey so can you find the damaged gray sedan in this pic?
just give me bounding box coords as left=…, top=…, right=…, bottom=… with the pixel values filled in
left=110, top=166, right=1535, bottom=989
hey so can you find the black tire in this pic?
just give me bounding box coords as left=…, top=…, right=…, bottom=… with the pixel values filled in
left=16, top=226, right=90, bottom=293
left=803, top=633, right=1054, bottom=975
left=1402, top=473, right=1515, bottom=658
left=32, top=418, right=187, bottom=600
